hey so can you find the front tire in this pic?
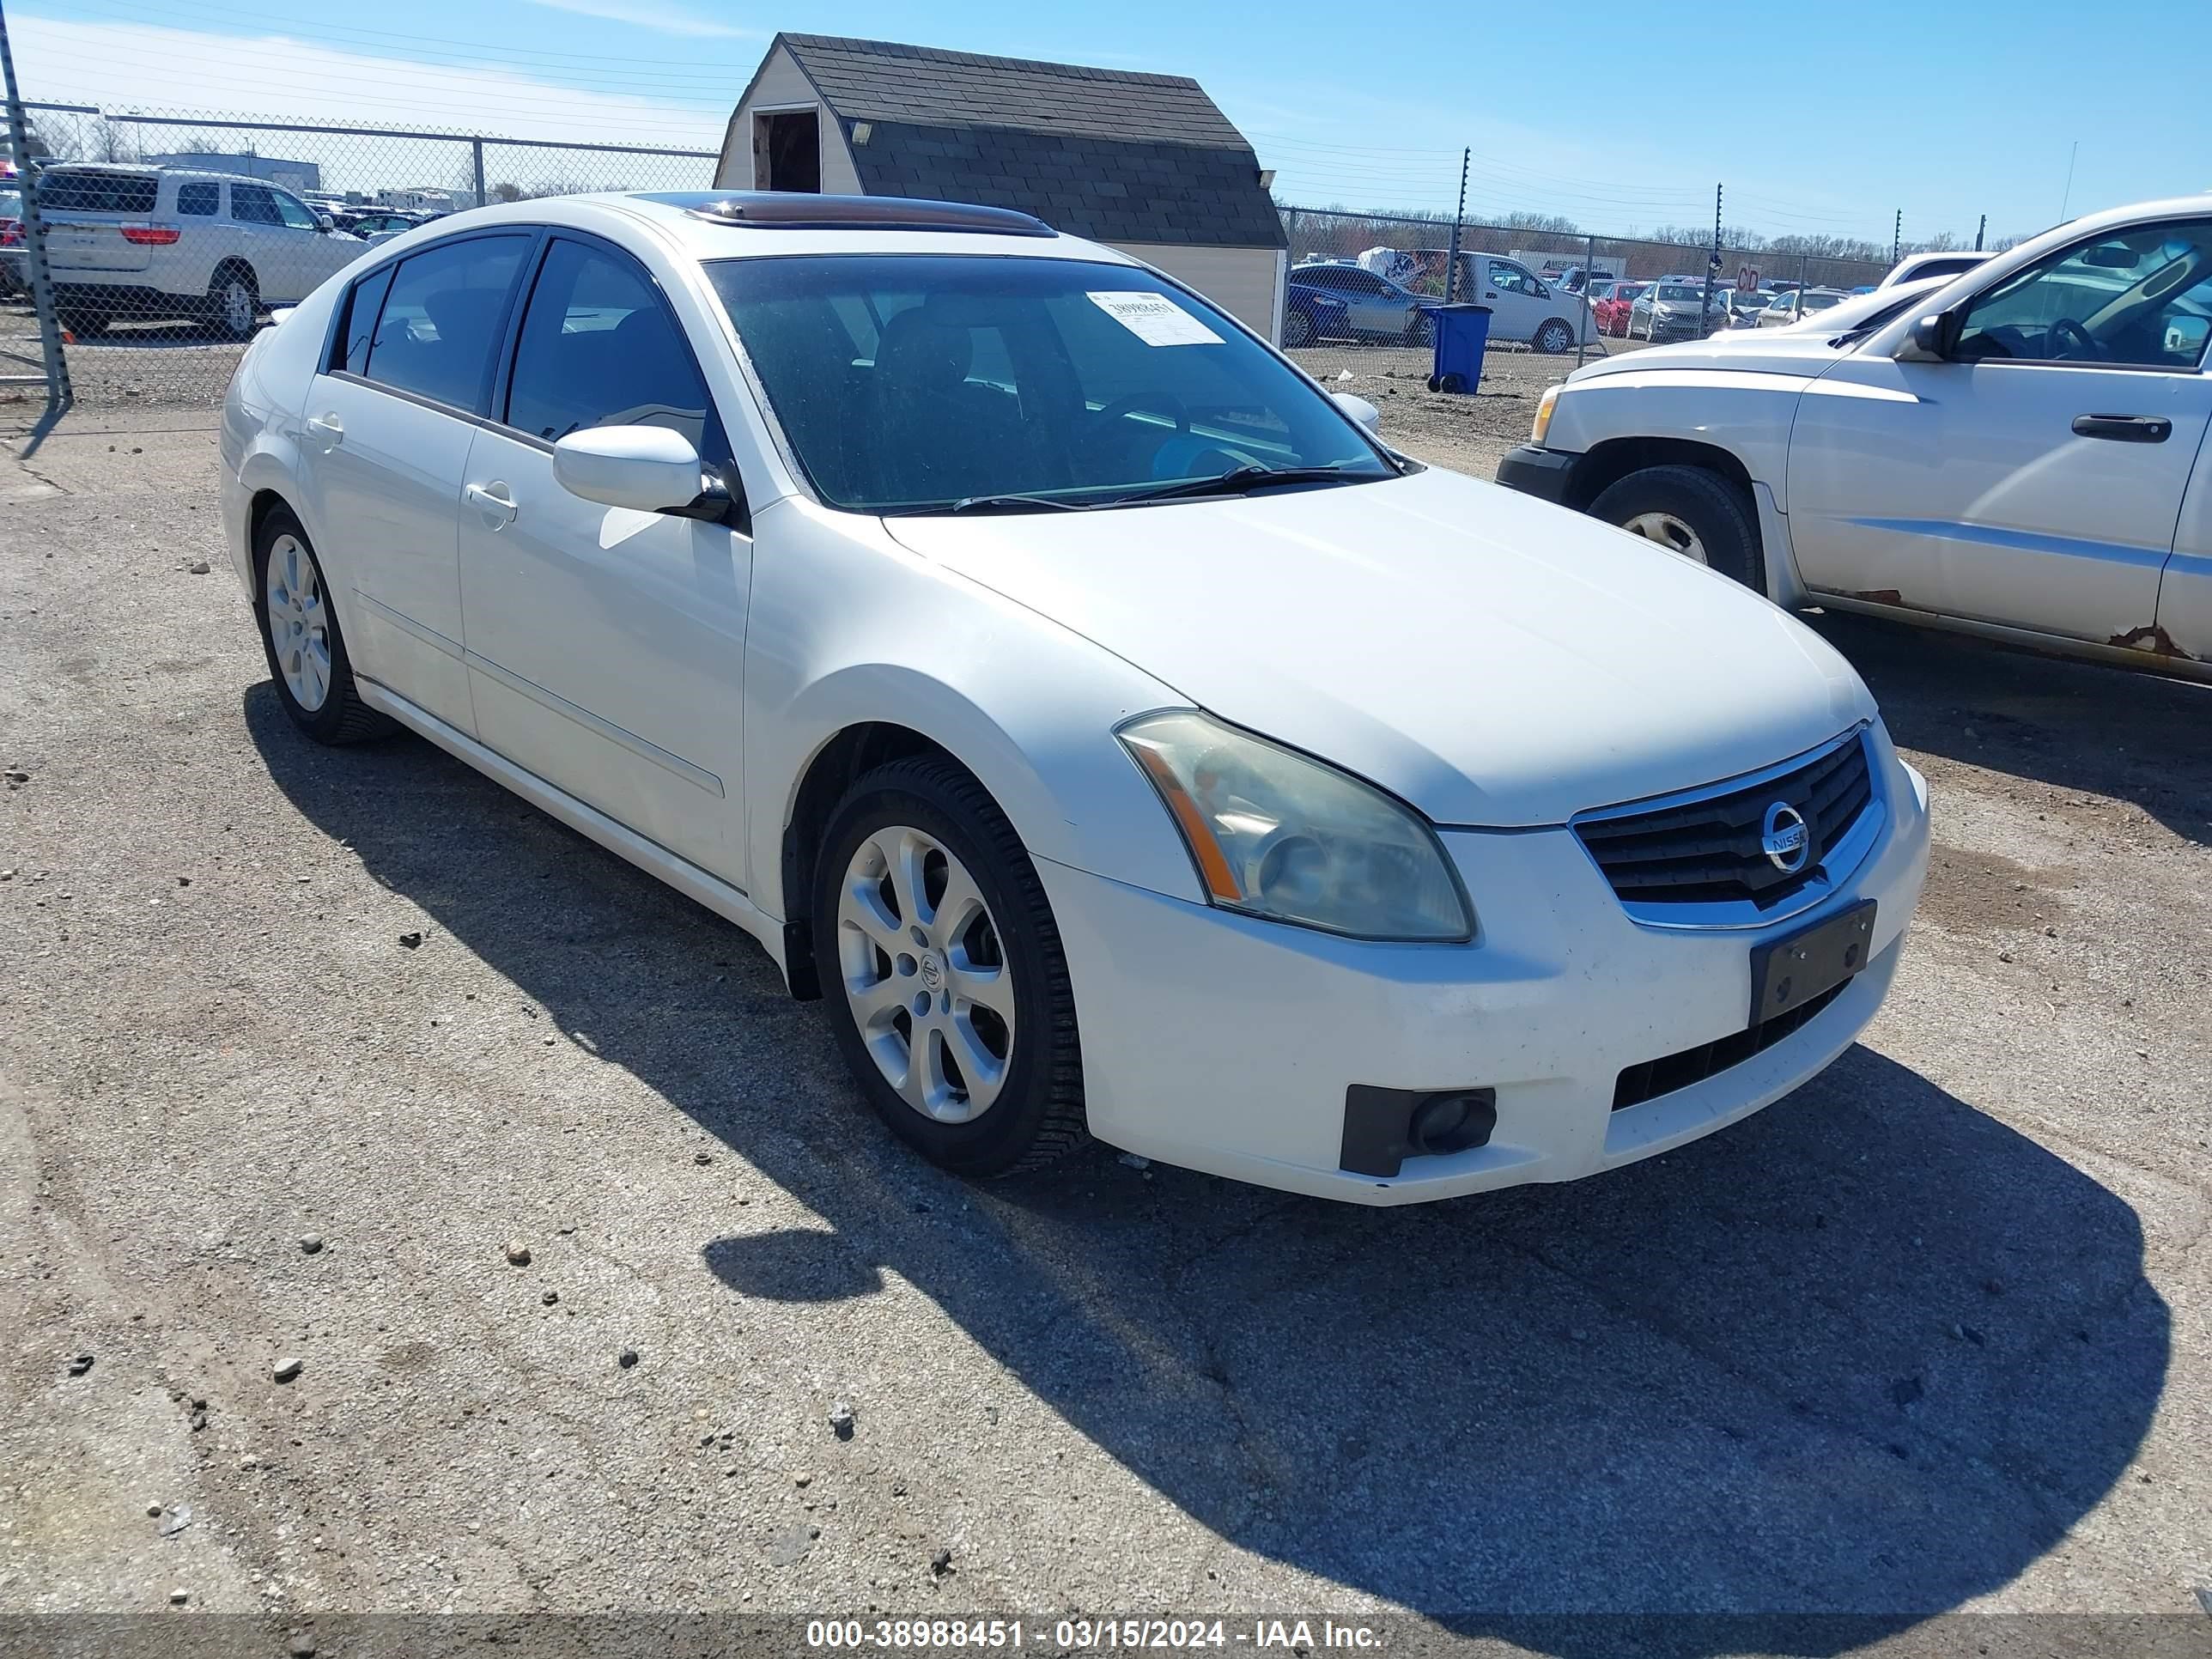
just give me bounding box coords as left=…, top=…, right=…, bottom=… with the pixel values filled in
left=1406, top=310, right=1436, bottom=349
left=254, top=507, right=392, bottom=744
left=1589, top=464, right=1763, bottom=590
left=812, top=757, right=1086, bottom=1178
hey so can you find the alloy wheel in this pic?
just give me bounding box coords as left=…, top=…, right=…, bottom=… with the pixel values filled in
left=836, top=825, right=1014, bottom=1124
left=264, top=533, right=332, bottom=709
left=1620, top=510, right=1708, bottom=564
left=222, top=280, right=255, bottom=337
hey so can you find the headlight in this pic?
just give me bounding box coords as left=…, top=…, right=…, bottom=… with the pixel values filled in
left=1118, top=712, right=1474, bottom=942
left=1531, top=384, right=1559, bottom=445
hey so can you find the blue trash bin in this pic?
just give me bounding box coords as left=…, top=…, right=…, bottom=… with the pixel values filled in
left=1425, top=303, right=1492, bottom=394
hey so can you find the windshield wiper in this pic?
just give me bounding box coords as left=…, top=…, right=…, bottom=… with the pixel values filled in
left=888, top=493, right=1099, bottom=516
left=1115, top=464, right=1373, bottom=506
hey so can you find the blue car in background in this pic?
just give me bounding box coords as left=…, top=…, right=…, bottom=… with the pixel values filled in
left=1281, top=283, right=1351, bottom=349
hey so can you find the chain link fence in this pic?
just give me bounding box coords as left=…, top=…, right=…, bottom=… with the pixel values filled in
left=1279, top=205, right=1898, bottom=383
left=5, top=104, right=717, bottom=406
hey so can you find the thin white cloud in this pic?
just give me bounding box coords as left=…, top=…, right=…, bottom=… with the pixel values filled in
left=520, top=0, right=758, bottom=41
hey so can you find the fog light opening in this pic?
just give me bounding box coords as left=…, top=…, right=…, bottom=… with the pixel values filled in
left=1407, top=1091, right=1496, bottom=1158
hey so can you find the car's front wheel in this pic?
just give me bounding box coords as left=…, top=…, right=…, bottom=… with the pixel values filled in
left=255, top=507, right=392, bottom=744
left=813, top=757, right=1086, bottom=1177
left=1589, top=464, right=1763, bottom=590
left=1407, top=310, right=1436, bottom=348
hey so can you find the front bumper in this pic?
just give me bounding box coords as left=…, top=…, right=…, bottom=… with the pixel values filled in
left=1038, top=738, right=1929, bottom=1205
left=1495, top=443, right=1579, bottom=506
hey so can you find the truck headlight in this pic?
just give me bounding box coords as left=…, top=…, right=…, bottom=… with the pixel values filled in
left=1532, top=385, right=1560, bottom=445
left=1119, top=712, right=1474, bottom=942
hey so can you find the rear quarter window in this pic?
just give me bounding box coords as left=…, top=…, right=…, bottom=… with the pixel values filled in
left=38, top=172, right=159, bottom=215
left=176, top=183, right=221, bottom=217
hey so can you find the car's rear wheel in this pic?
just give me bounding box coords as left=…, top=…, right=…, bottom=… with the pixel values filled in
left=254, top=507, right=393, bottom=744
left=210, top=265, right=258, bottom=342
left=813, top=757, right=1085, bottom=1178
left=58, top=306, right=107, bottom=339
left=1282, top=306, right=1316, bottom=349
left=1589, top=465, right=1763, bottom=590
left=1534, top=318, right=1575, bottom=355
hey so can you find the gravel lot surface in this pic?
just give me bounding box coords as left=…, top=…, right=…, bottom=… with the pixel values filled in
left=2, top=404, right=2208, bottom=1655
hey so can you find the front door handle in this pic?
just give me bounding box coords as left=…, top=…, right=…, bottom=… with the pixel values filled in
left=2072, top=413, right=2172, bottom=443
left=464, top=481, right=518, bottom=526
left=305, top=412, right=343, bottom=451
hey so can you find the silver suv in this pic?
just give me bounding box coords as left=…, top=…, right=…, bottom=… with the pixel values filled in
left=37, top=164, right=373, bottom=340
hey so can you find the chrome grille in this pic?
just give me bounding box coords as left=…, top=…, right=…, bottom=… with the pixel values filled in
left=1574, top=731, right=1875, bottom=912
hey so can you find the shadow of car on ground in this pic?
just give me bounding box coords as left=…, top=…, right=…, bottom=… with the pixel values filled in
left=246, top=684, right=2166, bottom=1657
left=1808, top=611, right=2211, bottom=850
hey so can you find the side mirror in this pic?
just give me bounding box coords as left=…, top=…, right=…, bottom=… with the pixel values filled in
left=553, top=426, right=712, bottom=514
left=314, top=211, right=335, bottom=232
left=1905, top=310, right=1956, bottom=360
left=1333, top=391, right=1382, bottom=435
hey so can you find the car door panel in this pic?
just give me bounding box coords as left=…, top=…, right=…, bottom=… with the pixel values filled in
left=1788, top=356, right=2209, bottom=639
left=455, top=234, right=750, bottom=884
left=301, top=233, right=533, bottom=732
left=2154, top=440, right=2212, bottom=661
left=1480, top=261, right=1537, bottom=342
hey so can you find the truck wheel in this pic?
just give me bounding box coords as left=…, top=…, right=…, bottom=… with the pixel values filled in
left=1589, top=465, right=1763, bottom=591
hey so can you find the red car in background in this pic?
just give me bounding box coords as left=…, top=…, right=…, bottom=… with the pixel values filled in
left=1593, top=281, right=1650, bottom=337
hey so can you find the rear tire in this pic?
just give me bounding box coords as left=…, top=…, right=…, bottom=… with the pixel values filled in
left=1282, top=307, right=1315, bottom=349
left=57, top=307, right=107, bottom=339
left=210, top=265, right=258, bottom=342
left=1534, top=318, right=1576, bottom=355
left=1589, top=465, right=1763, bottom=591
left=812, top=757, right=1087, bottom=1178
left=254, top=506, right=394, bottom=744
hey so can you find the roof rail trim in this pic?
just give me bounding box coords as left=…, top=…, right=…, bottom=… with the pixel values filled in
left=638, top=191, right=1054, bottom=237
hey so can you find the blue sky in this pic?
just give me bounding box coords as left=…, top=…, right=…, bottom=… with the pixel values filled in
left=12, top=0, right=2210, bottom=247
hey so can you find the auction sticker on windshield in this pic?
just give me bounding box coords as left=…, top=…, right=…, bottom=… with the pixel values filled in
left=1087, top=291, right=1224, bottom=347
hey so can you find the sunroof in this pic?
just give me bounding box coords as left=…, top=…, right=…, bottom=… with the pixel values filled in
left=639, top=191, right=1054, bottom=237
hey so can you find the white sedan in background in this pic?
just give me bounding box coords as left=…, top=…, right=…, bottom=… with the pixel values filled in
left=221, top=191, right=1927, bottom=1204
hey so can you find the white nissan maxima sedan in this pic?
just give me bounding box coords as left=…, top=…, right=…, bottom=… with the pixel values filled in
left=220, top=191, right=1929, bottom=1204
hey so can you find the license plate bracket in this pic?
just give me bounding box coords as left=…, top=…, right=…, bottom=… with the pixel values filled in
left=1748, top=900, right=1876, bottom=1026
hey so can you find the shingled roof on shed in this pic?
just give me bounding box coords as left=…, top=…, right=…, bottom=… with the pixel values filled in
left=761, top=33, right=1285, bottom=250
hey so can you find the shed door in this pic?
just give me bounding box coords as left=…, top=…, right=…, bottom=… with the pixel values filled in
left=757, top=109, right=821, bottom=192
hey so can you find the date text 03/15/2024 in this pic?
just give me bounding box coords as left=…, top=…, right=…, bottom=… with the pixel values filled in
left=804, top=1619, right=1386, bottom=1650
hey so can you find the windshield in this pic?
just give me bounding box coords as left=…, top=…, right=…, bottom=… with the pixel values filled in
left=1802, top=277, right=1947, bottom=336
left=1801, top=290, right=1844, bottom=312
left=1655, top=284, right=1704, bottom=301
left=709, top=255, right=1392, bottom=514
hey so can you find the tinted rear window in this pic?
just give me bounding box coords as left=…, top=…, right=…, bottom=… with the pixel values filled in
left=39, top=172, right=159, bottom=215
left=177, top=183, right=220, bottom=217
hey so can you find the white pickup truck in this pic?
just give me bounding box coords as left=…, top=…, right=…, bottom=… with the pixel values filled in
left=1495, top=194, right=2212, bottom=682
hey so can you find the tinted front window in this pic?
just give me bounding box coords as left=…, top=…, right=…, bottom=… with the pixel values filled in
left=38, top=171, right=158, bottom=215
left=709, top=255, right=1391, bottom=514
left=229, top=185, right=280, bottom=226
left=506, top=239, right=708, bottom=447
left=176, top=183, right=220, bottom=217
left=362, top=234, right=530, bottom=411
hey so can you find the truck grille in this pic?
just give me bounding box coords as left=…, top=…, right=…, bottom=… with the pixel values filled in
left=1574, top=732, right=1874, bottom=909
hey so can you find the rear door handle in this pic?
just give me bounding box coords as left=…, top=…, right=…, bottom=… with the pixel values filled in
left=2071, top=413, right=2172, bottom=443
left=463, top=481, right=518, bottom=526
left=305, top=412, right=342, bottom=450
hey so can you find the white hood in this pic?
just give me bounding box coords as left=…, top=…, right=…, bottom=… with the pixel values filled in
left=1566, top=329, right=1850, bottom=380
left=886, top=468, right=1875, bottom=826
